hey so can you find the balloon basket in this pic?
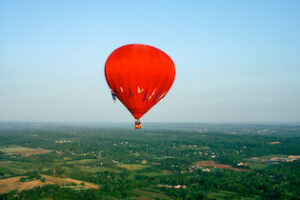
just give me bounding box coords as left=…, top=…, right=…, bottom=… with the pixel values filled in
left=135, top=124, right=142, bottom=129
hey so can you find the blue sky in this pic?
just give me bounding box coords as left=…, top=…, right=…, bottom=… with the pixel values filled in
left=0, top=0, right=299, bottom=123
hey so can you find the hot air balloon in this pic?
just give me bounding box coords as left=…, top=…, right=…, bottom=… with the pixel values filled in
left=104, top=44, right=175, bottom=129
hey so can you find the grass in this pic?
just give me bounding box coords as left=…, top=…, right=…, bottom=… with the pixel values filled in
left=138, top=171, right=171, bottom=177
left=0, top=160, right=52, bottom=178
left=0, top=174, right=99, bottom=194
left=80, top=166, right=122, bottom=173
left=0, top=146, right=35, bottom=153
left=42, top=175, right=99, bottom=189
left=194, top=161, right=249, bottom=172
left=262, top=154, right=289, bottom=159
left=249, top=163, right=268, bottom=170
left=153, top=156, right=175, bottom=160
left=0, top=161, right=31, bottom=175
left=0, top=160, right=37, bottom=169
left=0, top=176, right=45, bottom=194
left=207, top=190, right=255, bottom=200
left=63, top=185, right=89, bottom=190
left=66, top=159, right=98, bottom=164
left=0, top=146, right=50, bottom=156
left=131, top=189, right=172, bottom=200
left=118, top=164, right=149, bottom=171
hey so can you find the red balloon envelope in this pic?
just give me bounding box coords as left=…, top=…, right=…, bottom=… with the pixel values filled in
left=105, top=44, right=175, bottom=120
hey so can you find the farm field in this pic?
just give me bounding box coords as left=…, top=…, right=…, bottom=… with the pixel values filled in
left=248, top=163, right=268, bottom=170
left=193, top=161, right=249, bottom=172
left=66, top=159, right=98, bottom=164
left=138, top=171, right=171, bottom=177
left=0, top=146, right=50, bottom=156
left=130, top=189, right=173, bottom=200
left=0, top=175, right=98, bottom=194
left=207, top=191, right=255, bottom=200
left=118, top=164, right=149, bottom=171
left=80, top=166, right=122, bottom=173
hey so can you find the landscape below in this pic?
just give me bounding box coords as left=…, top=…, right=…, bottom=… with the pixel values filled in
left=0, top=123, right=299, bottom=199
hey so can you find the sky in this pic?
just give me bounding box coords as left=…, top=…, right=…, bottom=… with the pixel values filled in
left=0, top=0, right=299, bottom=123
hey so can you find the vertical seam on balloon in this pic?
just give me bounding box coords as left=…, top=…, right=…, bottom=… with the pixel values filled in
left=116, top=49, right=132, bottom=115
left=140, top=46, right=152, bottom=116
left=135, top=44, right=142, bottom=116
left=155, top=51, right=165, bottom=104
left=131, top=45, right=139, bottom=117
left=127, top=45, right=137, bottom=118
left=126, top=47, right=136, bottom=116
left=148, top=48, right=164, bottom=110
left=107, top=54, right=117, bottom=100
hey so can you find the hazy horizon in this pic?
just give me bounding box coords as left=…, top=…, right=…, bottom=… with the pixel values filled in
left=1, top=121, right=299, bottom=125
left=1, top=1, right=300, bottom=123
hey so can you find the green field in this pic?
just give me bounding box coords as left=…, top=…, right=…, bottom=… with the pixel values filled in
left=66, top=159, right=98, bottom=164
left=207, top=190, right=255, bottom=200
left=0, top=161, right=37, bottom=177
left=80, top=166, right=122, bottom=173
left=118, top=164, right=149, bottom=171
left=131, top=189, right=172, bottom=200
left=261, top=154, right=289, bottom=159
left=0, top=145, right=50, bottom=157
left=0, top=161, right=34, bottom=171
left=249, top=163, right=268, bottom=170
left=138, top=171, right=170, bottom=177
left=0, top=146, right=37, bottom=153
left=154, top=156, right=175, bottom=160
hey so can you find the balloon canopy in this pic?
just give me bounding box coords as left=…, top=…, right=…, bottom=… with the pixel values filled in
left=105, top=44, right=175, bottom=120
